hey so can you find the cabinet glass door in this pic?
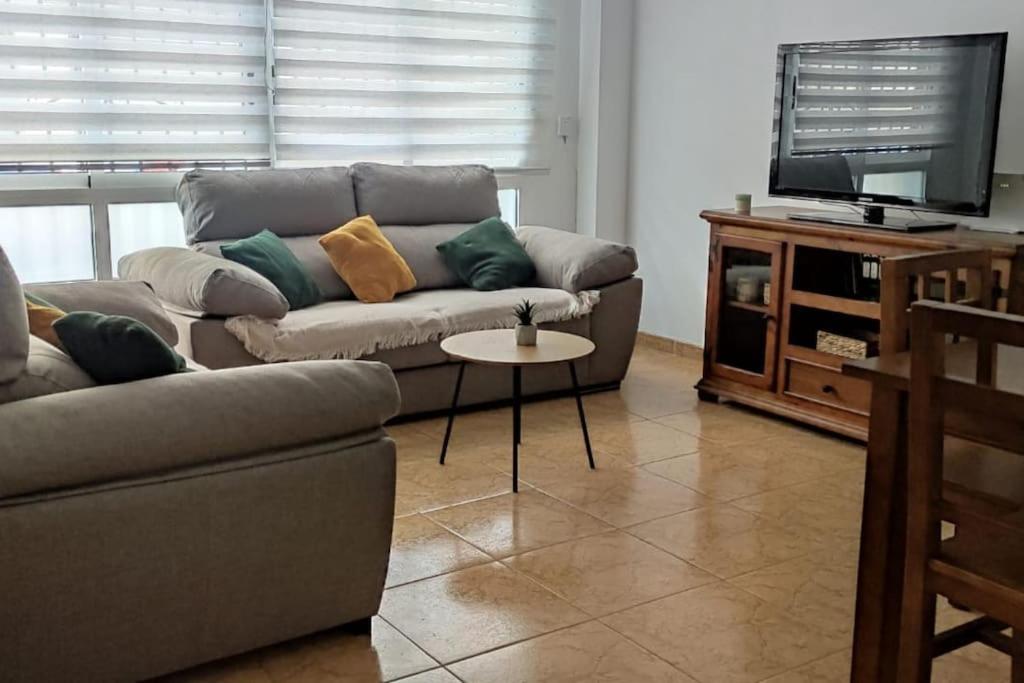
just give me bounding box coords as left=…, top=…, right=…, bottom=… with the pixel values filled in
left=708, top=234, right=784, bottom=389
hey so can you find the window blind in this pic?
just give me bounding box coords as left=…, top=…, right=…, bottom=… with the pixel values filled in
left=270, top=0, right=556, bottom=168
left=791, top=43, right=965, bottom=156
left=0, top=0, right=270, bottom=168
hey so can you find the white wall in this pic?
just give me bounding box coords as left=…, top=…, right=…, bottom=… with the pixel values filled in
left=628, top=0, right=1024, bottom=345
left=576, top=0, right=633, bottom=243
left=513, top=0, right=582, bottom=231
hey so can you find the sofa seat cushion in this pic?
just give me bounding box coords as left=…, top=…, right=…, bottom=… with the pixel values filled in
left=362, top=312, right=592, bottom=372
left=224, top=287, right=600, bottom=363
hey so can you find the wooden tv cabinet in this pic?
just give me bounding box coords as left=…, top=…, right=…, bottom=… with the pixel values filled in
left=696, top=206, right=1024, bottom=440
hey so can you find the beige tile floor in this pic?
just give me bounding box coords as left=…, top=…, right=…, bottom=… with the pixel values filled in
left=162, top=346, right=1011, bottom=683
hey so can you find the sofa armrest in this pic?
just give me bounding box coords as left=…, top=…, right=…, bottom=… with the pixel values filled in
left=118, top=247, right=289, bottom=320
left=517, top=225, right=638, bottom=292
left=25, top=280, right=179, bottom=346
left=0, top=360, right=399, bottom=500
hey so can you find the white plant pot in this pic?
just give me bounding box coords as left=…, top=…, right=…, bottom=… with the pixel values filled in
left=515, top=323, right=538, bottom=346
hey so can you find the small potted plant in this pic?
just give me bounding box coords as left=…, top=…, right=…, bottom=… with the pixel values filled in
left=513, top=299, right=537, bottom=346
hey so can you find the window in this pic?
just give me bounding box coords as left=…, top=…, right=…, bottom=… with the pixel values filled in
left=0, top=205, right=95, bottom=282
left=0, top=1, right=551, bottom=282
left=0, top=0, right=557, bottom=172
left=108, top=202, right=186, bottom=268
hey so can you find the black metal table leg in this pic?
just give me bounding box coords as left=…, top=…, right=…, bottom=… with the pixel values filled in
left=439, top=362, right=466, bottom=465
left=512, top=365, right=522, bottom=492
left=569, top=361, right=595, bottom=469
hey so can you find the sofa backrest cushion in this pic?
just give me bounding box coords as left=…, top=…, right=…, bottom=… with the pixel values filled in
left=178, top=167, right=358, bottom=243
left=380, top=224, right=471, bottom=290
left=0, top=246, right=29, bottom=384
left=0, top=336, right=95, bottom=405
left=351, top=163, right=500, bottom=226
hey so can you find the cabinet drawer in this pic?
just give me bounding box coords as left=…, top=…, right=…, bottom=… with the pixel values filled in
left=784, top=359, right=870, bottom=415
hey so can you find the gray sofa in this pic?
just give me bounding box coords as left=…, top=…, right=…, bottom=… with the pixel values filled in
left=119, top=163, right=643, bottom=416
left=0, top=248, right=401, bottom=682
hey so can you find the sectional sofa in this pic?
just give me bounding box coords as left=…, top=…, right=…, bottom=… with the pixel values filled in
left=0, top=249, right=400, bottom=682
left=120, top=163, right=643, bottom=415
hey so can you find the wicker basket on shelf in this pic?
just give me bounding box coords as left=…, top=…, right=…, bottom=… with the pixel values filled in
left=816, top=330, right=879, bottom=360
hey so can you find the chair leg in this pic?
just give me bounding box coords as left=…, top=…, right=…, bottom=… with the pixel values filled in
left=897, top=580, right=936, bottom=683
left=898, top=478, right=940, bottom=681
left=1013, top=630, right=1024, bottom=683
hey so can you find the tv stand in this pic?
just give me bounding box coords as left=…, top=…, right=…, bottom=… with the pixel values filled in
left=696, top=206, right=1023, bottom=440
left=788, top=206, right=957, bottom=233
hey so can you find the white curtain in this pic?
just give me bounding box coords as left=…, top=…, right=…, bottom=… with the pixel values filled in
left=270, top=0, right=556, bottom=168
left=0, top=0, right=557, bottom=171
left=0, top=0, right=270, bottom=169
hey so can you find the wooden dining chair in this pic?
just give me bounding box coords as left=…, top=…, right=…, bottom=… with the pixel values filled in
left=880, top=248, right=994, bottom=354
left=899, top=300, right=1024, bottom=682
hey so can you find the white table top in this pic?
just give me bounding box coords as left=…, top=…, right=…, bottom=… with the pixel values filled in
left=440, top=330, right=596, bottom=366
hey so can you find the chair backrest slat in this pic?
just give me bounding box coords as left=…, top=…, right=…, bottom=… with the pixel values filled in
left=881, top=249, right=994, bottom=354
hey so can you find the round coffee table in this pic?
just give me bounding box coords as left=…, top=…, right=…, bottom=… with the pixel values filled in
left=438, top=329, right=597, bottom=492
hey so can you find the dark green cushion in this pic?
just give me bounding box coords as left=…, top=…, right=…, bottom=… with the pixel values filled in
left=436, top=217, right=536, bottom=291
left=53, top=312, right=188, bottom=385
left=220, top=229, right=322, bottom=310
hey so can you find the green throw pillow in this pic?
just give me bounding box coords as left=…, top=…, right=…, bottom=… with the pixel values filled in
left=436, top=217, right=535, bottom=291
left=220, top=229, right=322, bottom=310
left=53, top=312, right=188, bottom=385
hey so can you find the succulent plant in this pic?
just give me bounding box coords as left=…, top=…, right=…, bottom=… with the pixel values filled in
left=513, top=299, right=536, bottom=326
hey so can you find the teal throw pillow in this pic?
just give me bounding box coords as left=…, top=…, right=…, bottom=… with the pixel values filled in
left=436, top=217, right=536, bottom=291
left=53, top=312, right=188, bottom=385
left=220, top=229, right=322, bottom=310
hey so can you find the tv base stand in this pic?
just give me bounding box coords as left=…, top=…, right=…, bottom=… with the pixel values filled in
left=788, top=208, right=956, bottom=233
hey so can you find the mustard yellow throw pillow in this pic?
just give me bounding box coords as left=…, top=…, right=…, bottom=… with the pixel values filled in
left=25, top=293, right=65, bottom=349
left=319, top=216, right=417, bottom=303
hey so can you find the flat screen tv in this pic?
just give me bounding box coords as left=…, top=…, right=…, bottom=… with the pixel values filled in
left=769, top=33, right=1008, bottom=231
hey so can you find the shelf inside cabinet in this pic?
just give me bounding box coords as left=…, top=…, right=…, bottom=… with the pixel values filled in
left=725, top=300, right=769, bottom=314
left=788, top=290, right=881, bottom=319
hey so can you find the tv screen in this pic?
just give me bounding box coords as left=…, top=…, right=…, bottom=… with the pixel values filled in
left=769, top=33, right=1008, bottom=217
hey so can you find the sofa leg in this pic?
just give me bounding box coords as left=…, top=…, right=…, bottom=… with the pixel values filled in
left=343, top=616, right=373, bottom=636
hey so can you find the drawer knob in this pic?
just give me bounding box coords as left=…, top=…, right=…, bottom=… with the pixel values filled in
left=822, top=384, right=836, bottom=395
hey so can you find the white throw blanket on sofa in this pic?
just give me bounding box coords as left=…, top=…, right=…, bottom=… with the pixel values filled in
left=225, top=287, right=600, bottom=363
